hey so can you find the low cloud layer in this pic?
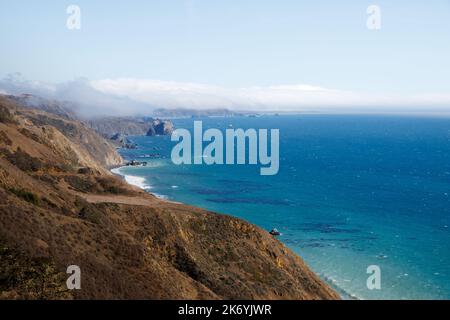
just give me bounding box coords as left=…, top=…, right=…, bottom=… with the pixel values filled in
left=2, top=73, right=450, bottom=117
left=0, top=73, right=151, bottom=118
left=91, top=78, right=450, bottom=113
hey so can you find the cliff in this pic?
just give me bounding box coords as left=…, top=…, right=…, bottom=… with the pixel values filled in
left=146, top=119, right=174, bottom=136
left=0, top=95, right=338, bottom=300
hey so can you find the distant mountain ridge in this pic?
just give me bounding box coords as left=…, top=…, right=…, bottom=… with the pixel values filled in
left=153, top=107, right=241, bottom=118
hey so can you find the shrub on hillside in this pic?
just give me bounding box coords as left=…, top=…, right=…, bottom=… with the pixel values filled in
left=18, top=128, right=42, bottom=143
left=8, top=188, right=40, bottom=206
left=0, top=131, right=12, bottom=146
left=0, top=105, right=16, bottom=123
left=65, top=175, right=133, bottom=195
left=96, top=177, right=130, bottom=194
left=64, top=175, right=99, bottom=193
left=78, top=204, right=104, bottom=224
left=0, top=239, right=72, bottom=299
left=2, top=147, right=44, bottom=172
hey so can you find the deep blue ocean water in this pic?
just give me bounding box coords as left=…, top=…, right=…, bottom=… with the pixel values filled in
left=114, top=115, right=450, bottom=299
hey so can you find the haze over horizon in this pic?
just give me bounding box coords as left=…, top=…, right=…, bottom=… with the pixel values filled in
left=1, top=1, right=450, bottom=115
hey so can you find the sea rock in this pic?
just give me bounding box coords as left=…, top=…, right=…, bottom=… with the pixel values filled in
left=110, top=133, right=130, bottom=144
left=147, top=120, right=174, bottom=136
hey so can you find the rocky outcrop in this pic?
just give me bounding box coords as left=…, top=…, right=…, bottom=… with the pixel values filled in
left=146, top=119, right=174, bottom=136
left=110, top=133, right=137, bottom=149
left=0, top=95, right=338, bottom=300
left=110, top=133, right=129, bottom=144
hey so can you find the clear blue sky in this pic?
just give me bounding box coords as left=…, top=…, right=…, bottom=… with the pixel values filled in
left=1, top=0, right=449, bottom=94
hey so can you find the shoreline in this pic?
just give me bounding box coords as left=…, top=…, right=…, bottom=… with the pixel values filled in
left=111, top=165, right=180, bottom=203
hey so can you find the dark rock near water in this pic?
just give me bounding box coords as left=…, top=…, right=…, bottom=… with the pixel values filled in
left=111, top=133, right=130, bottom=143
left=126, top=160, right=147, bottom=167
left=110, top=133, right=137, bottom=149
left=146, top=120, right=174, bottom=136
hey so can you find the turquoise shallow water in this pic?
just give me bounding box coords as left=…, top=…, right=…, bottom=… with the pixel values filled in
left=115, top=115, right=450, bottom=300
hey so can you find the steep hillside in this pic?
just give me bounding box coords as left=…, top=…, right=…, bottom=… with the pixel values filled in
left=0, top=96, right=122, bottom=171
left=0, top=95, right=339, bottom=300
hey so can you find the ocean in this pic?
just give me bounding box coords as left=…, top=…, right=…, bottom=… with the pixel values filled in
left=112, top=115, right=450, bottom=300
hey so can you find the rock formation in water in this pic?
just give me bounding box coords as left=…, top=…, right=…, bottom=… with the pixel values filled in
left=146, top=119, right=174, bottom=136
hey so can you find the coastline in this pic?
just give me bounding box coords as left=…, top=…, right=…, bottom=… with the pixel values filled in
left=111, top=165, right=173, bottom=202
left=0, top=95, right=341, bottom=300
left=111, top=167, right=151, bottom=190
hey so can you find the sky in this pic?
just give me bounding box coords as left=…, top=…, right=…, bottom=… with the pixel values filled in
left=0, top=0, right=450, bottom=113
